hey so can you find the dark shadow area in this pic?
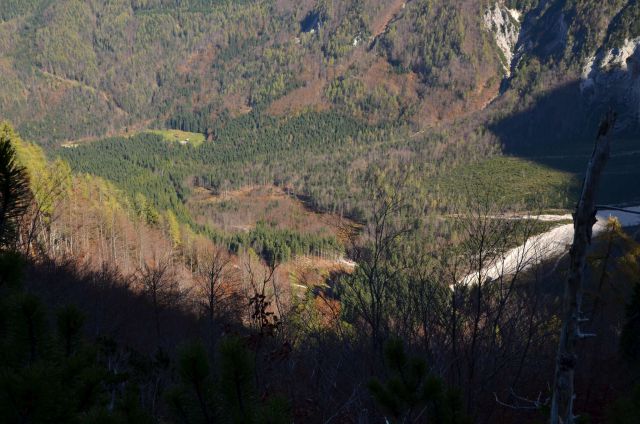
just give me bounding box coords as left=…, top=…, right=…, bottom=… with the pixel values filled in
left=491, top=81, right=592, bottom=151
left=527, top=227, right=639, bottom=421
left=490, top=76, right=640, bottom=205
left=515, top=0, right=568, bottom=62
left=300, top=10, right=321, bottom=33
left=22, top=259, right=232, bottom=354
left=15, top=258, right=384, bottom=423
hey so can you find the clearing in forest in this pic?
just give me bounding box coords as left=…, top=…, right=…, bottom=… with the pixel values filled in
left=145, top=129, right=206, bottom=147
left=187, top=185, right=359, bottom=243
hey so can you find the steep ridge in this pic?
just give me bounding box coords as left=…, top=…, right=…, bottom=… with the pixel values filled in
left=483, top=2, right=522, bottom=77
left=485, top=0, right=640, bottom=147
left=581, top=37, right=640, bottom=133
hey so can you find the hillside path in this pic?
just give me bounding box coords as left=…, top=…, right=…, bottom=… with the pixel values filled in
left=458, top=206, right=640, bottom=286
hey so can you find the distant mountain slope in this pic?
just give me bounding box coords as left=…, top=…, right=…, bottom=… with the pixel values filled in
left=487, top=0, right=640, bottom=144
left=0, top=0, right=639, bottom=150
left=0, top=0, right=499, bottom=144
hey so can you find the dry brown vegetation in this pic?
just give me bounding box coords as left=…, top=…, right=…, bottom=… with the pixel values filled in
left=370, top=0, right=407, bottom=39
left=187, top=185, right=357, bottom=239
left=268, top=56, right=330, bottom=116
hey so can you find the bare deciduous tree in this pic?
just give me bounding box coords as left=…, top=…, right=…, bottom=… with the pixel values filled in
left=347, top=167, right=415, bottom=351
left=196, top=248, right=238, bottom=348
left=243, top=255, right=281, bottom=336
left=432, top=189, right=558, bottom=420
left=136, top=255, right=185, bottom=346
left=550, top=111, right=617, bottom=424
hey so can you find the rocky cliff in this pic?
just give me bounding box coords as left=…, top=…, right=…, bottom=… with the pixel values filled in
left=486, top=0, right=640, bottom=143
left=483, top=2, right=521, bottom=77
left=582, top=37, right=640, bottom=134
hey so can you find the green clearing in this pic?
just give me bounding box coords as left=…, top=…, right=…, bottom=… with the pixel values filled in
left=513, top=138, right=640, bottom=205
left=144, top=129, right=206, bottom=147
left=438, top=137, right=640, bottom=209
left=437, top=156, right=579, bottom=209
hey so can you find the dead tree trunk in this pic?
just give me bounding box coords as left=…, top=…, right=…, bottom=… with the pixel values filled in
left=550, top=111, right=617, bottom=424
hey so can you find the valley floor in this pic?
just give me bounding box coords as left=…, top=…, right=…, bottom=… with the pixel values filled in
left=460, top=205, right=640, bottom=286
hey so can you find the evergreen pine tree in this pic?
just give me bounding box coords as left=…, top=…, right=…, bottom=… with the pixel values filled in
left=368, top=338, right=469, bottom=424
left=0, top=123, right=31, bottom=250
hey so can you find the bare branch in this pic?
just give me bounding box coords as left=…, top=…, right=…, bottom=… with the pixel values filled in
left=550, top=110, right=617, bottom=424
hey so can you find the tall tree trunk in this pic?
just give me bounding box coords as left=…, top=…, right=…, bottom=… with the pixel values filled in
left=550, top=111, right=616, bottom=424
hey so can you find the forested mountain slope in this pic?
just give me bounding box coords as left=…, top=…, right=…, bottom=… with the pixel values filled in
left=490, top=0, right=640, bottom=144
left=3, top=0, right=640, bottom=252
left=2, top=0, right=637, bottom=146
left=3, top=3, right=640, bottom=423
left=2, top=121, right=639, bottom=424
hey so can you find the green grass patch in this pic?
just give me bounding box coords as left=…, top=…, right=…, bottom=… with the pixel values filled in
left=437, top=156, right=579, bottom=209
left=517, top=138, right=640, bottom=205
left=144, top=129, right=206, bottom=147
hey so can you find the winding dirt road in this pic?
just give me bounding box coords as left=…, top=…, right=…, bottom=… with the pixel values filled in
left=459, top=206, right=640, bottom=286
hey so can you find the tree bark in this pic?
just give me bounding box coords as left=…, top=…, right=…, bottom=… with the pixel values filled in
left=550, top=111, right=616, bottom=424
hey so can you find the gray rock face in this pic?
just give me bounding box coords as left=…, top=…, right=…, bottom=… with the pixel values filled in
left=483, top=2, right=521, bottom=77
left=493, top=0, right=640, bottom=139
left=581, top=38, right=640, bottom=133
